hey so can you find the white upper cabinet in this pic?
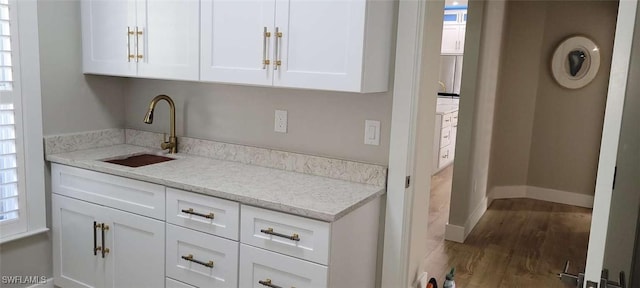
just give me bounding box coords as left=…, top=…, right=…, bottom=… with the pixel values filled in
left=81, top=0, right=199, bottom=81
left=201, top=0, right=394, bottom=92
left=135, top=0, right=200, bottom=80
left=81, top=0, right=136, bottom=77
left=200, top=0, right=276, bottom=86
left=441, top=8, right=467, bottom=55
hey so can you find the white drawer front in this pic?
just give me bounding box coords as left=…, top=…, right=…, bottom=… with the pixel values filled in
left=166, top=278, right=196, bottom=288
left=452, top=111, right=459, bottom=127
left=166, top=224, right=239, bottom=288
left=51, top=164, right=165, bottom=220
left=439, top=146, right=452, bottom=168
left=167, top=188, right=239, bottom=240
left=239, top=244, right=328, bottom=288
left=442, top=113, right=453, bottom=128
left=440, top=127, right=452, bottom=148
left=240, top=205, right=330, bottom=265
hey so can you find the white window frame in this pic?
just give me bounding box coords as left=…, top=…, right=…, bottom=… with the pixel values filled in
left=0, top=0, right=46, bottom=243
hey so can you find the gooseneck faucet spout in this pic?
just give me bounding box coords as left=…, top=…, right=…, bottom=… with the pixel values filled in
left=143, top=94, right=177, bottom=153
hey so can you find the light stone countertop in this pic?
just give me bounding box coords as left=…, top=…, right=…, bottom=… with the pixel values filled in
left=46, top=144, right=385, bottom=222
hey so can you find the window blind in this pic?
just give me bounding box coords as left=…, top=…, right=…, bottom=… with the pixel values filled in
left=0, top=0, right=19, bottom=223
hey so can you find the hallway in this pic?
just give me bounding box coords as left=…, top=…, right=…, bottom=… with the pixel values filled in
left=424, top=166, right=592, bottom=287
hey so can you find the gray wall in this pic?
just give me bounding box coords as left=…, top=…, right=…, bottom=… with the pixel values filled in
left=0, top=1, right=126, bottom=286
left=489, top=0, right=618, bottom=195
left=124, top=80, right=393, bottom=165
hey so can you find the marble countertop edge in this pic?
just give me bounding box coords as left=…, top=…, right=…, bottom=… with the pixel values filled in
left=46, top=146, right=385, bottom=222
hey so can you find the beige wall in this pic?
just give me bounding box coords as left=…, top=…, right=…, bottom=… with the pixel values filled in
left=0, top=1, right=126, bottom=286
left=124, top=80, right=393, bottom=165
left=489, top=0, right=618, bottom=195
left=449, top=0, right=507, bottom=226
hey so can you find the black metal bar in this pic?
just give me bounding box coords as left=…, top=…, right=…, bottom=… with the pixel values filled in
left=101, top=223, right=106, bottom=258
left=181, top=208, right=214, bottom=219
left=258, top=279, right=282, bottom=288
left=93, top=221, right=98, bottom=255
left=181, top=254, right=214, bottom=268
left=260, top=228, right=300, bottom=241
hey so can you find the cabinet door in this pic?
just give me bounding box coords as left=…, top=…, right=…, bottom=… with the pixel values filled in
left=201, top=0, right=276, bottom=85
left=273, top=0, right=366, bottom=91
left=136, top=0, right=199, bottom=80
left=52, top=195, right=105, bottom=288
left=103, top=206, right=165, bottom=288
left=81, top=0, right=136, bottom=76
left=457, top=24, right=466, bottom=53
left=441, top=25, right=460, bottom=55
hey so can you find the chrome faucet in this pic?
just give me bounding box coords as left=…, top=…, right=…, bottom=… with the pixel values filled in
left=143, top=94, right=178, bottom=153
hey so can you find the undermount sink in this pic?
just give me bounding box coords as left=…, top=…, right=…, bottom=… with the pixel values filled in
left=103, top=154, right=174, bottom=168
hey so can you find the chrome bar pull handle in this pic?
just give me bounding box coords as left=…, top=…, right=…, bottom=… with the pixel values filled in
left=263, top=27, right=271, bottom=69
left=127, top=27, right=134, bottom=62
left=260, top=228, right=300, bottom=241
left=258, top=279, right=283, bottom=288
left=273, top=27, right=282, bottom=70
left=181, top=208, right=214, bottom=219
left=181, top=254, right=214, bottom=268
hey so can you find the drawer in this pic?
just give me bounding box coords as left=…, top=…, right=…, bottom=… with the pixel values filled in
left=166, top=188, right=239, bottom=240
left=442, top=113, right=453, bottom=128
left=440, top=127, right=451, bottom=148
left=439, top=146, right=452, bottom=168
left=239, top=244, right=328, bottom=288
left=51, top=163, right=165, bottom=220
left=166, top=224, right=238, bottom=288
left=166, top=278, right=195, bottom=288
left=240, top=205, right=330, bottom=265
left=452, top=111, right=459, bottom=127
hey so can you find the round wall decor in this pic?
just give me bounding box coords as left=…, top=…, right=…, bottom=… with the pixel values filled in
left=551, top=36, right=601, bottom=89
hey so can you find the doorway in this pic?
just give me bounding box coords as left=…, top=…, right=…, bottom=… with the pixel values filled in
left=421, top=0, right=625, bottom=286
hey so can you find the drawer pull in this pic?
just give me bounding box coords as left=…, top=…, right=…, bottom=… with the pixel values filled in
left=93, top=221, right=100, bottom=255
left=181, top=208, right=214, bottom=219
left=181, top=254, right=214, bottom=268
left=260, top=227, right=300, bottom=241
left=259, top=279, right=284, bottom=288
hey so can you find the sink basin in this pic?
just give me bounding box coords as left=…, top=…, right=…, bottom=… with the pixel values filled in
left=103, top=154, right=174, bottom=168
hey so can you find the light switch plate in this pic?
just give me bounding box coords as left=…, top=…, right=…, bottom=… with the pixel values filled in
left=364, top=120, right=380, bottom=146
left=275, top=110, right=287, bottom=133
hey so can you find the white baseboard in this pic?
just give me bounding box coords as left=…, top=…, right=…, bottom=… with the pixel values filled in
left=26, top=278, right=53, bottom=288
left=444, top=196, right=491, bottom=243
left=444, top=223, right=465, bottom=243
left=489, top=185, right=594, bottom=208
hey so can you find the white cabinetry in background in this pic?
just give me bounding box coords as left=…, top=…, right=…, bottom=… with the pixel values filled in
left=81, top=0, right=199, bottom=80
left=441, top=8, right=467, bottom=55
left=432, top=102, right=459, bottom=174
left=200, top=0, right=394, bottom=92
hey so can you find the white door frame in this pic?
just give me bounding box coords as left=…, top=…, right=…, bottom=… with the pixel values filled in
left=584, top=0, right=638, bottom=286
left=381, top=0, right=443, bottom=286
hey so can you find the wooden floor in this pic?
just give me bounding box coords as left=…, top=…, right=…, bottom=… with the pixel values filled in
left=423, top=166, right=592, bottom=287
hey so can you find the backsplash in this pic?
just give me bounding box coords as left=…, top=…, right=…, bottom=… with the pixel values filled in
left=43, top=128, right=125, bottom=155
left=125, top=129, right=387, bottom=186
left=44, top=129, right=387, bottom=186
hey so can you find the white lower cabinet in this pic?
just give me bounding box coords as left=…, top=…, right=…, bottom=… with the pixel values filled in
left=239, top=244, right=328, bottom=288
left=51, top=163, right=381, bottom=288
left=166, top=224, right=239, bottom=288
left=52, top=194, right=165, bottom=288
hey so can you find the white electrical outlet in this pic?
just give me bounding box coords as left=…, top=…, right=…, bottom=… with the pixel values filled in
left=274, top=110, right=288, bottom=133
left=364, top=120, right=380, bottom=145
